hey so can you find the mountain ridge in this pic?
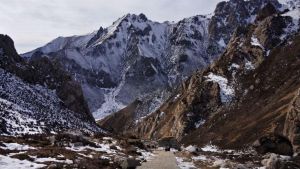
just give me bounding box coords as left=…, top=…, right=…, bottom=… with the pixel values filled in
left=22, top=0, right=282, bottom=121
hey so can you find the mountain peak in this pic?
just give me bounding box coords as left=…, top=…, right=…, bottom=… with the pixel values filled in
left=113, top=13, right=149, bottom=25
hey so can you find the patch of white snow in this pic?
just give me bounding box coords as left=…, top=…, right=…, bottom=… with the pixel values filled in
left=205, top=73, right=235, bottom=103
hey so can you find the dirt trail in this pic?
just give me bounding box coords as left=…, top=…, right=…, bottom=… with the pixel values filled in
left=137, top=150, right=180, bottom=169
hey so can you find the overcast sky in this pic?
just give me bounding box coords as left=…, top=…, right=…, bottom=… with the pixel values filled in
left=0, top=0, right=223, bottom=53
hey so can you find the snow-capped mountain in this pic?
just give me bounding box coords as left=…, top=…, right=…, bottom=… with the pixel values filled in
left=23, top=0, right=282, bottom=121
left=22, top=14, right=213, bottom=120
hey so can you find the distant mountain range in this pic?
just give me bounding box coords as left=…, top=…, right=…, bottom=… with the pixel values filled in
left=22, top=0, right=283, bottom=121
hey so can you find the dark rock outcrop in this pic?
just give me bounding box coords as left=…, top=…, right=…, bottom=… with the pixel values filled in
left=256, top=3, right=278, bottom=21
left=120, top=158, right=141, bottom=169
left=253, top=135, right=294, bottom=156
left=98, top=100, right=142, bottom=134
left=158, top=137, right=180, bottom=149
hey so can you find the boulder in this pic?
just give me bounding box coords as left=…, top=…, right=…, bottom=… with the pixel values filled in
left=260, top=153, right=298, bottom=169
left=120, top=159, right=141, bottom=169
left=110, top=145, right=118, bottom=150
left=165, top=147, right=170, bottom=151
left=127, top=139, right=146, bottom=149
left=125, top=146, right=139, bottom=155
left=47, top=164, right=59, bottom=169
left=0, top=142, right=5, bottom=147
left=253, top=135, right=293, bottom=156
left=185, top=145, right=198, bottom=153
left=158, top=137, right=180, bottom=149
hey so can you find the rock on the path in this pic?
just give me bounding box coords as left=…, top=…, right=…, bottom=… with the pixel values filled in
left=158, top=137, right=180, bottom=150
left=121, top=158, right=141, bottom=169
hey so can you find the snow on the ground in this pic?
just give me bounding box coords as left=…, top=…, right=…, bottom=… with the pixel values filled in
left=176, top=157, right=197, bottom=169
left=194, top=119, right=205, bottom=128
left=192, top=155, right=207, bottom=161
left=180, top=145, right=270, bottom=168
left=0, top=155, right=46, bottom=169
left=251, top=36, right=264, bottom=49
left=66, top=144, right=117, bottom=154
left=65, top=138, right=126, bottom=160
left=201, top=145, right=219, bottom=152
left=281, top=2, right=300, bottom=40
left=245, top=59, right=255, bottom=70
left=212, top=158, right=229, bottom=168
left=32, top=156, right=73, bottom=164
left=0, top=69, right=101, bottom=135
left=205, top=73, right=235, bottom=103
left=218, top=38, right=227, bottom=48
left=228, top=63, right=240, bottom=71
left=0, top=143, right=36, bottom=151
left=185, top=145, right=198, bottom=153
left=137, top=148, right=155, bottom=161
left=261, top=153, right=292, bottom=168
left=0, top=98, right=44, bottom=136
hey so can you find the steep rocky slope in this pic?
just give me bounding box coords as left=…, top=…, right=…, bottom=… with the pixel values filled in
left=0, top=34, right=99, bottom=135
left=133, top=0, right=300, bottom=156
left=22, top=0, right=280, bottom=121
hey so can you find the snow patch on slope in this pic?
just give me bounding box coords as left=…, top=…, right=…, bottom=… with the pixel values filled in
left=0, top=98, right=44, bottom=135
left=205, top=73, right=234, bottom=103
left=0, top=155, right=46, bottom=169
left=1, top=143, right=36, bottom=151
left=251, top=36, right=264, bottom=49
left=176, top=157, right=196, bottom=169
left=218, top=38, right=227, bottom=48
left=245, top=59, right=255, bottom=70
left=281, top=0, right=300, bottom=40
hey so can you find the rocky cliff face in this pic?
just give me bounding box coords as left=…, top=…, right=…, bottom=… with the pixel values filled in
left=284, top=89, right=300, bottom=154
left=134, top=1, right=300, bottom=155
left=0, top=34, right=99, bottom=135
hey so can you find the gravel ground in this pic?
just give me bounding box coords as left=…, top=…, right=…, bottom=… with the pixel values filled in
left=137, top=150, right=180, bottom=169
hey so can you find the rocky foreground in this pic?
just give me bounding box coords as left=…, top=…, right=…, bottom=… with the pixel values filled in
left=0, top=132, right=154, bottom=169
left=2, top=133, right=299, bottom=169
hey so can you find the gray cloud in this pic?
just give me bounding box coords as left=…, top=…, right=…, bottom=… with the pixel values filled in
left=0, top=0, right=223, bottom=53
